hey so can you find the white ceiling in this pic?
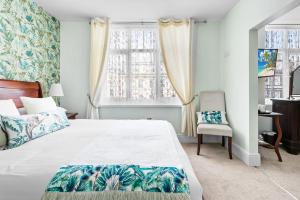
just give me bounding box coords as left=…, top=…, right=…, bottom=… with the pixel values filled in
left=35, top=0, right=239, bottom=21
left=272, top=5, right=300, bottom=24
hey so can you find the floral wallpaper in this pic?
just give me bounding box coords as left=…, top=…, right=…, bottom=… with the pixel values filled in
left=0, top=0, right=60, bottom=96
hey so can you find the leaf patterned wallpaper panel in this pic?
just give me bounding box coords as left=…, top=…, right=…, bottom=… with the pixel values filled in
left=0, top=0, right=60, bottom=96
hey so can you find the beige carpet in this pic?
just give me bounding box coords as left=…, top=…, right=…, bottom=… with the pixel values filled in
left=182, top=143, right=300, bottom=200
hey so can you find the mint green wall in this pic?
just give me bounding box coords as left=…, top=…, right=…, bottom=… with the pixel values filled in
left=194, top=22, right=221, bottom=112
left=219, top=0, right=300, bottom=165
left=0, top=0, right=60, bottom=96
left=60, top=22, right=89, bottom=119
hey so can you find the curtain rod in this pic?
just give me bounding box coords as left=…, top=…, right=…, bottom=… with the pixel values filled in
left=89, top=20, right=207, bottom=25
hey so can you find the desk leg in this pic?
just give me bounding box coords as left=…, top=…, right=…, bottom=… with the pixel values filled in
left=274, top=116, right=283, bottom=162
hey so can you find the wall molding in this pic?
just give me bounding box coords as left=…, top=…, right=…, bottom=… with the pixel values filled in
left=232, top=143, right=261, bottom=166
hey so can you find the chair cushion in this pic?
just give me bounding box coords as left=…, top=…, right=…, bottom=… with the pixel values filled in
left=197, top=123, right=232, bottom=137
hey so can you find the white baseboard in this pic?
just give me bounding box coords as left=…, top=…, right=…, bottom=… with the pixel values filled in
left=177, top=135, right=197, bottom=143
left=177, top=134, right=222, bottom=144
left=178, top=135, right=261, bottom=166
left=232, top=143, right=261, bottom=166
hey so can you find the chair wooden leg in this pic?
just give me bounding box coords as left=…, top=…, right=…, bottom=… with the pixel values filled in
left=222, top=136, right=225, bottom=147
left=197, top=134, right=202, bottom=155
left=228, top=136, right=232, bottom=159
left=200, top=134, right=203, bottom=144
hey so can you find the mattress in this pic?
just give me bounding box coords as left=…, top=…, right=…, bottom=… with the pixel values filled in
left=0, top=119, right=202, bottom=200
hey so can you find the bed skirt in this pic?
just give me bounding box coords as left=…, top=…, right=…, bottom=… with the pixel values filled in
left=42, top=191, right=191, bottom=200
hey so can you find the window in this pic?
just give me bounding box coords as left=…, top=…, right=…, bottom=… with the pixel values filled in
left=101, top=24, right=178, bottom=105
left=264, top=27, right=300, bottom=104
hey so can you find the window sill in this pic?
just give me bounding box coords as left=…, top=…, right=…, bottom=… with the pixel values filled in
left=100, top=104, right=182, bottom=108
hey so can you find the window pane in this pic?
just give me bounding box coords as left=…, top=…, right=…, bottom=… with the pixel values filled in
left=131, top=75, right=156, bottom=100
left=107, top=74, right=127, bottom=98
left=274, top=91, right=282, bottom=98
left=131, top=52, right=155, bottom=74
left=106, top=54, right=127, bottom=98
left=289, top=54, right=300, bottom=70
left=131, top=29, right=156, bottom=49
left=277, top=52, right=283, bottom=62
left=107, top=54, right=127, bottom=74
left=276, top=61, right=283, bottom=71
left=110, top=30, right=128, bottom=49
left=274, top=76, right=281, bottom=86
left=288, top=30, right=299, bottom=49
left=160, top=75, right=176, bottom=98
left=265, top=30, right=284, bottom=49
left=265, top=76, right=283, bottom=99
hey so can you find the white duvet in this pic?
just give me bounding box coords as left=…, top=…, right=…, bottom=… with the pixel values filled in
left=0, top=120, right=202, bottom=200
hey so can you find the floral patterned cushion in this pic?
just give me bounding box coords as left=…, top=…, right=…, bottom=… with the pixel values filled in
left=0, top=116, right=30, bottom=149
left=197, top=111, right=228, bottom=125
left=0, top=110, right=70, bottom=149
left=46, top=164, right=190, bottom=194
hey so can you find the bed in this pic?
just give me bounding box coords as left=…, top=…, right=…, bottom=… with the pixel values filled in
left=0, top=79, right=203, bottom=200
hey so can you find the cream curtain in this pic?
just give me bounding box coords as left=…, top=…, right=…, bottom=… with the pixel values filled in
left=159, top=18, right=196, bottom=137
left=87, top=18, right=110, bottom=119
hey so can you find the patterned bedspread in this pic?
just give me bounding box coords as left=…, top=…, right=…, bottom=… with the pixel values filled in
left=42, top=164, right=191, bottom=200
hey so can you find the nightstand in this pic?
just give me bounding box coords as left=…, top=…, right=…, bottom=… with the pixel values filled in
left=66, top=112, right=78, bottom=119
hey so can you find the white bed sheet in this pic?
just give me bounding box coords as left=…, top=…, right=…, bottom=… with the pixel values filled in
left=0, top=120, right=202, bottom=200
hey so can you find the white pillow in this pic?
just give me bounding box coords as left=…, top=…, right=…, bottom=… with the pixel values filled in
left=0, top=99, right=20, bottom=149
left=0, top=99, right=20, bottom=150
left=0, top=99, right=20, bottom=116
left=20, top=97, right=57, bottom=114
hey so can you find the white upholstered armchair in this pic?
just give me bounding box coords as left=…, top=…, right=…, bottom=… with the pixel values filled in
left=197, top=91, right=233, bottom=159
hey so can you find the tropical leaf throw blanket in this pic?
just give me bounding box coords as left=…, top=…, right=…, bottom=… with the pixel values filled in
left=42, top=164, right=191, bottom=200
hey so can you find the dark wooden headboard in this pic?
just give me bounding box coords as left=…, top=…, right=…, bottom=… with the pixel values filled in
left=0, top=79, right=43, bottom=108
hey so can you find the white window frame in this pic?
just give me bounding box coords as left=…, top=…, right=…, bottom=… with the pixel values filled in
left=101, top=23, right=180, bottom=106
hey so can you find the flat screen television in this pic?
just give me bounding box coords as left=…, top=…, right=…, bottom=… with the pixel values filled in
left=258, top=49, right=278, bottom=78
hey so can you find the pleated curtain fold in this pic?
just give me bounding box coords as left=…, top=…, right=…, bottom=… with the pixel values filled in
left=86, top=18, right=110, bottom=119
left=158, top=18, right=196, bottom=136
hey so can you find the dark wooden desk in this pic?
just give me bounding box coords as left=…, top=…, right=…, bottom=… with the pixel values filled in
left=259, top=112, right=283, bottom=162
left=272, top=99, right=300, bottom=154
